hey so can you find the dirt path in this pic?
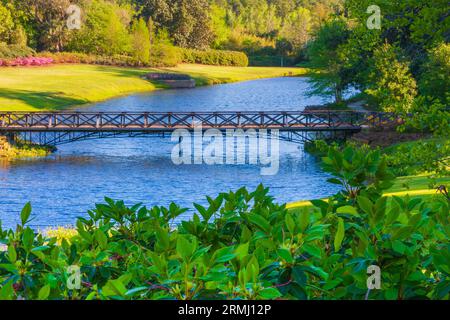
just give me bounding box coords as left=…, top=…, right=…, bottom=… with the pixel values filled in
left=348, top=100, right=368, bottom=112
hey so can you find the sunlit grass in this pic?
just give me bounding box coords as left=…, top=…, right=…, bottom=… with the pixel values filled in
left=287, top=174, right=450, bottom=209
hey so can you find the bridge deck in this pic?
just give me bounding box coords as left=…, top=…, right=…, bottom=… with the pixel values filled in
left=0, top=111, right=395, bottom=145
left=0, top=124, right=362, bottom=132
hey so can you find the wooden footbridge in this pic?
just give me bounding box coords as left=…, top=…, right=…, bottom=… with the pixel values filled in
left=0, top=111, right=394, bottom=145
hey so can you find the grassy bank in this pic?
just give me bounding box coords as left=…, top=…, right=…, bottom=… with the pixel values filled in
left=167, top=64, right=307, bottom=85
left=287, top=174, right=450, bottom=209
left=0, top=141, right=54, bottom=158
left=0, top=64, right=306, bottom=111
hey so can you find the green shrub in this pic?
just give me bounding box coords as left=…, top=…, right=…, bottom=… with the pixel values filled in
left=385, top=139, right=450, bottom=176
left=149, top=44, right=182, bottom=67
left=38, top=48, right=183, bottom=68
left=0, top=43, right=35, bottom=59
left=180, top=48, right=249, bottom=67
left=400, top=97, right=450, bottom=137
left=0, top=145, right=448, bottom=300
left=248, top=55, right=297, bottom=67
left=39, top=52, right=146, bottom=68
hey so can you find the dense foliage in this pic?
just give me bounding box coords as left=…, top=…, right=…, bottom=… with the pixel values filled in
left=305, top=0, right=449, bottom=109
left=180, top=48, right=248, bottom=67
left=0, top=0, right=345, bottom=66
left=0, top=43, right=35, bottom=59
left=0, top=146, right=448, bottom=300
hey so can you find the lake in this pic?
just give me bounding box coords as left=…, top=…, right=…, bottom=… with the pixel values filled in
left=0, top=77, right=342, bottom=228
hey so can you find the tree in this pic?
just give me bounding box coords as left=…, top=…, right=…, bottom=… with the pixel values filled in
left=0, top=3, right=15, bottom=42
left=366, top=43, right=417, bottom=113
left=138, top=0, right=214, bottom=50
left=307, top=18, right=351, bottom=104
left=135, top=0, right=173, bottom=28
left=15, top=0, right=72, bottom=51
left=131, top=18, right=151, bottom=64
left=68, top=0, right=131, bottom=56
left=171, top=0, right=215, bottom=49
left=279, top=7, right=312, bottom=54
left=10, top=25, right=28, bottom=46
left=210, top=4, right=231, bottom=48
left=419, top=43, right=450, bottom=104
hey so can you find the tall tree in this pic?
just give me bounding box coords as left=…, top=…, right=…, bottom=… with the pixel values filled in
left=366, top=43, right=417, bottom=113
left=137, top=0, right=214, bottom=49
left=279, top=7, right=312, bottom=53
left=307, top=18, right=351, bottom=104
left=131, top=18, right=151, bottom=64
left=68, top=0, right=131, bottom=56
left=418, top=43, right=450, bottom=104
left=12, top=0, right=72, bottom=51
left=0, top=3, right=14, bottom=43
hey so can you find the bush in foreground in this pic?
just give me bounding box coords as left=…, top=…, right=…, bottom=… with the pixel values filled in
left=0, top=146, right=448, bottom=300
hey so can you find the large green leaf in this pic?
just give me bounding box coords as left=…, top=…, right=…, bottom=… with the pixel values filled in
left=334, top=218, right=345, bottom=252
left=247, top=213, right=271, bottom=233
left=21, top=202, right=32, bottom=226
left=336, top=205, right=359, bottom=216
left=38, top=285, right=51, bottom=300
left=357, top=196, right=373, bottom=215
left=259, top=287, right=282, bottom=300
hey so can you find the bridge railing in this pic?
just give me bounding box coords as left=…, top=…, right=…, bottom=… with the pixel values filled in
left=0, top=111, right=393, bottom=131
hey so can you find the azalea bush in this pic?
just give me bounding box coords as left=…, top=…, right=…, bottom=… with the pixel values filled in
left=0, top=57, right=53, bottom=67
left=0, top=146, right=448, bottom=300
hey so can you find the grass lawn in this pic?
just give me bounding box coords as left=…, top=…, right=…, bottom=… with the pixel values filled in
left=287, top=174, right=450, bottom=209
left=0, top=64, right=307, bottom=111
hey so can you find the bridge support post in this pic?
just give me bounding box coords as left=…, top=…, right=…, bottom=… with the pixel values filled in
left=4, top=133, right=16, bottom=146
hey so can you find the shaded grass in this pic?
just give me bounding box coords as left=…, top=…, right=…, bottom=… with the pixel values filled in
left=0, top=64, right=307, bottom=111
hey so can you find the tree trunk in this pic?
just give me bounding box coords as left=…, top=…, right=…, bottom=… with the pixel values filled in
left=335, top=87, right=343, bottom=104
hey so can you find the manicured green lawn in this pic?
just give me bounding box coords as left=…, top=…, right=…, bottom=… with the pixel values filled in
left=388, top=174, right=450, bottom=193
left=287, top=174, right=450, bottom=209
left=0, top=64, right=306, bottom=111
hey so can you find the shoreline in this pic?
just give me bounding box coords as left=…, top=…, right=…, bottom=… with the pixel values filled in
left=0, top=64, right=308, bottom=112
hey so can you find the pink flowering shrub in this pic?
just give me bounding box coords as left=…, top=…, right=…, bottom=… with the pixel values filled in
left=0, top=56, right=54, bottom=67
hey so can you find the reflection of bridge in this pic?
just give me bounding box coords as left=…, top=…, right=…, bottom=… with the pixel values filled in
left=0, top=111, right=394, bottom=145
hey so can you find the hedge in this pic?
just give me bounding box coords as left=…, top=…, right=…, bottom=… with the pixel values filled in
left=0, top=45, right=248, bottom=68
left=180, top=48, right=249, bottom=67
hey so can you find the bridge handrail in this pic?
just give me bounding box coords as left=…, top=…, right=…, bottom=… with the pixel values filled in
left=0, top=110, right=381, bottom=115
left=0, top=110, right=396, bottom=131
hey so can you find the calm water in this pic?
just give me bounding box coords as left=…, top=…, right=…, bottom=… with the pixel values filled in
left=0, top=77, right=341, bottom=228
